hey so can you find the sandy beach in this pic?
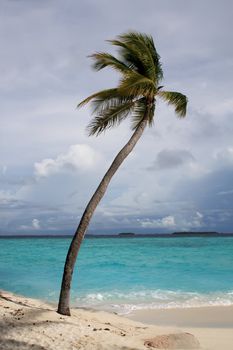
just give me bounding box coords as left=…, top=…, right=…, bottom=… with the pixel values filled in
left=1, top=290, right=233, bottom=350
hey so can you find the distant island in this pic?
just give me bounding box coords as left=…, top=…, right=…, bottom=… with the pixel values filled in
left=118, top=232, right=135, bottom=237
left=172, top=231, right=220, bottom=236
left=83, top=231, right=233, bottom=238
left=1, top=231, right=233, bottom=238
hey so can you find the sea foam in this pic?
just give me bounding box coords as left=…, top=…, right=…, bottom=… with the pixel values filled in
left=74, top=289, right=233, bottom=314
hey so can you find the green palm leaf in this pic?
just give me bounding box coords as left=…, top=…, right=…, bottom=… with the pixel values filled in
left=158, top=91, right=188, bottom=117
left=131, top=98, right=155, bottom=129
left=78, top=31, right=188, bottom=134
left=78, top=88, right=118, bottom=108
left=90, top=52, right=131, bottom=74
left=131, top=98, right=147, bottom=129
left=87, top=100, right=135, bottom=136
left=118, top=71, right=155, bottom=98
left=91, top=95, right=133, bottom=115
left=108, top=39, right=145, bottom=73
left=78, top=88, right=134, bottom=116
left=118, top=32, right=163, bottom=82
left=109, top=31, right=163, bottom=83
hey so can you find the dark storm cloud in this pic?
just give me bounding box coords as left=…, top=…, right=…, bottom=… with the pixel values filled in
left=148, top=149, right=195, bottom=170
left=173, top=166, right=233, bottom=232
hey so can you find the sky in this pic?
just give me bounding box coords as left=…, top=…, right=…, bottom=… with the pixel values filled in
left=1, top=0, right=233, bottom=235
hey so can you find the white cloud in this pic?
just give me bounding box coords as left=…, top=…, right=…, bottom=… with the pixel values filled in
left=214, top=147, right=233, bottom=165
left=138, top=211, right=204, bottom=231
left=139, top=215, right=176, bottom=229
left=196, top=211, right=203, bottom=219
left=202, top=98, right=233, bottom=117
left=32, top=218, right=40, bottom=230
left=218, top=189, right=233, bottom=196
left=20, top=218, right=41, bottom=231
left=0, top=190, right=15, bottom=204
left=179, top=211, right=204, bottom=231
left=34, top=144, right=100, bottom=177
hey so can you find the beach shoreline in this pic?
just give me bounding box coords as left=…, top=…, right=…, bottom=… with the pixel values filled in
left=127, top=304, right=233, bottom=327
left=1, top=289, right=233, bottom=349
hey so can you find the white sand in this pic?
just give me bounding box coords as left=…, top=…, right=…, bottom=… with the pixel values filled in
left=128, top=306, right=233, bottom=349
left=1, top=290, right=233, bottom=349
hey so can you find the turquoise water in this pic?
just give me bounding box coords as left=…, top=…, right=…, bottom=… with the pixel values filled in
left=1, top=237, right=233, bottom=314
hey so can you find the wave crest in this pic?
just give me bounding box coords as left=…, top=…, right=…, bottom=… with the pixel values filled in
left=74, top=289, right=233, bottom=314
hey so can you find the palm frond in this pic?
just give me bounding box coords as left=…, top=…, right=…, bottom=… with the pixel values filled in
left=108, top=39, right=144, bottom=72
left=90, top=52, right=131, bottom=74
left=147, top=101, right=156, bottom=126
left=118, top=32, right=163, bottom=82
left=158, top=91, right=188, bottom=118
left=131, top=98, right=155, bottom=129
left=118, top=71, right=155, bottom=98
left=109, top=31, right=163, bottom=83
left=143, top=34, right=163, bottom=83
left=87, top=100, right=135, bottom=136
left=92, top=94, right=134, bottom=115
left=78, top=31, right=187, bottom=137
left=131, top=98, right=147, bottom=129
left=78, top=88, right=134, bottom=116
left=78, top=88, right=118, bottom=108
left=116, top=33, right=155, bottom=79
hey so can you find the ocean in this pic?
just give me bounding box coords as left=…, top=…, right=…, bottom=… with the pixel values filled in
left=0, top=236, right=233, bottom=314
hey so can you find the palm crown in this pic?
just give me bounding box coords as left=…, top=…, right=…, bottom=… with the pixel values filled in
left=78, top=31, right=187, bottom=135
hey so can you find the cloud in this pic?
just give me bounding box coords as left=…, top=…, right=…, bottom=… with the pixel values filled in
left=1, top=165, right=7, bottom=175
left=34, top=144, right=100, bottom=177
left=196, top=211, right=203, bottom=219
left=214, top=147, right=233, bottom=166
left=138, top=211, right=204, bottom=231
left=218, top=189, right=233, bottom=196
left=139, top=215, right=176, bottom=229
left=201, top=98, right=233, bottom=117
left=179, top=211, right=204, bottom=230
left=1, top=0, right=233, bottom=234
left=20, top=218, right=40, bottom=231
left=148, top=149, right=195, bottom=171
left=0, top=190, right=19, bottom=208
left=32, top=218, right=40, bottom=230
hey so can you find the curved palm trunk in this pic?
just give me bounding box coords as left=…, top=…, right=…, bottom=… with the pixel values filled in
left=57, top=117, right=148, bottom=316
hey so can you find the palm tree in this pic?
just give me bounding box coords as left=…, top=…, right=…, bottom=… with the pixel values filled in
left=57, top=31, right=188, bottom=316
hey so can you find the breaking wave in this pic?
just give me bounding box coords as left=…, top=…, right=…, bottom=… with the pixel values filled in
left=74, top=289, right=233, bottom=314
